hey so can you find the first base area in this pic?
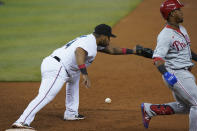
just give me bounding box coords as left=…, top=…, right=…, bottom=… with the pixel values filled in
left=5, top=129, right=36, bottom=131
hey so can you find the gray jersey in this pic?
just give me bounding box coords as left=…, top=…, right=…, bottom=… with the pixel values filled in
left=153, top=25, right=194, bottom=69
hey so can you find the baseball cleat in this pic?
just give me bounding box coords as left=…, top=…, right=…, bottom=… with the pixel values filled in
left=64, top=114, right=85, bottom=120
left=141, top=103, right=151, bottom=129
left=11, top=122, right=34, bottom=130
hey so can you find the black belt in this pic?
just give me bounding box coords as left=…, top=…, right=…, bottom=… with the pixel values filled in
left=53, top=56, right=61, bottom=62
left=53, top=56, right=71, bottom=77
left=172, top=67, right=192, bottom=71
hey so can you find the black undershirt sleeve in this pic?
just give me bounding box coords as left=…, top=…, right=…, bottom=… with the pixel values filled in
left=191, top=51, right=197, bottom=62
left=157, top=64, right=168, bottom=75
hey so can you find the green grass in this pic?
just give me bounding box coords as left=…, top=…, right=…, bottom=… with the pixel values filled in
left=0, top=0, right=142, bottom=81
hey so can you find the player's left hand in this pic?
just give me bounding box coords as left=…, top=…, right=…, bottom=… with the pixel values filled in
left=82, top=74, right=91, bottom=88
left=133, top=45, right=153, bottom=58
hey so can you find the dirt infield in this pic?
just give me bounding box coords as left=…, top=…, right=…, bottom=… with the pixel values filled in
left=1, top=0, right=197, bottom=130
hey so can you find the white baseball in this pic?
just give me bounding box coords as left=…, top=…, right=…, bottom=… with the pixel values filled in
left=105, top=98, right=112, bottom=103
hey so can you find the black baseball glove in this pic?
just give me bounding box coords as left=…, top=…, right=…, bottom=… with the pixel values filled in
left=135, top=45, right=153, bottom=59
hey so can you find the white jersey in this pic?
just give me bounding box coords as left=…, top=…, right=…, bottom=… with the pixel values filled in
left=16, top=34, right=102, bottom=125
left=153, top=25, right=194, bottom=69
left=51, top=34, right=97, bottom=76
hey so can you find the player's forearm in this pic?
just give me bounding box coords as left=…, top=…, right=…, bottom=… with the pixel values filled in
left=98, top=44, right=133, bottom=55
left=75, top=47, right=88, bottom=75
left=191, top=51, right=197, bottom=62
left=154, top=57, right=177, bottom=86
left=99, top=47, right=133, bottom=55
left=154, top=58, right=167, bottom=74
left=110, top=47, right=133, bottom=55
left=75, top=48, right=87, bottom=65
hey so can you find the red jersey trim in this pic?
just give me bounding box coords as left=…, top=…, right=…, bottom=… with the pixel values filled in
left=166, top=24, right=191, bottom=44
left=166, top=24, right=182, bottom=35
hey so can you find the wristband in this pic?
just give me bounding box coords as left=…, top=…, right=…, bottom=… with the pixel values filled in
left=122, top=48, right=133, bottom=54
left=78, top=64, right=88, bottom=75
left=153, top=57, right=165, bottom=64
left=122, top=48, right=127, bottom=54
left=157, top=64, right=168, bottom=74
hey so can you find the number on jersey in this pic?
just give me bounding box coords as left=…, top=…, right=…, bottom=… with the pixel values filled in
left=65, top=35, right=87, bottom=49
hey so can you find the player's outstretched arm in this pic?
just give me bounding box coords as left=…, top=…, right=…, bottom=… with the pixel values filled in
left=98, top=44, right=153, bottom=59
left=98, top=44, right=133, bottom=55
left=191, top=50, right=197, bottom=62
left=75, top=47, right=91, bottom=88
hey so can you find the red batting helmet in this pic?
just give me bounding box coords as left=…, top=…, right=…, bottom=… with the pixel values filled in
left=160, top=0, right=184, bottom=20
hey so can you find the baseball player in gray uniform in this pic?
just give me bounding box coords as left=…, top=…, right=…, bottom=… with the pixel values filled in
left=140, top=0, right=197, bottom=130
left=11, top=24, right=137, bottom=130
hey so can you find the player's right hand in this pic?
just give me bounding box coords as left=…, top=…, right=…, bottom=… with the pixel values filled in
left=82, top=74, right=91, bottom=88
left=163, top=72, right=177, bottom=86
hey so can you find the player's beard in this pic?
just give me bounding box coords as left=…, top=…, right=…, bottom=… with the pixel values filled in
left=177, top=14, right=183, bottom=23
left=98, top=40, right=109, bottom=47
left=178, top=18, right=183, bottom=23
left=98, top=42, right=106, bottom=47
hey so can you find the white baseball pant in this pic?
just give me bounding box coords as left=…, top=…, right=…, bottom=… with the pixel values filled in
left=164, top=68, right=197, bottom=131
left=15, top=56, right=80, bottom=125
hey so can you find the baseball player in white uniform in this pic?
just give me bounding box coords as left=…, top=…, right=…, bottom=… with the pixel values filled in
left=140, top=0, right=197, bottom=131
left=11, top=24, right=135, bottom=130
